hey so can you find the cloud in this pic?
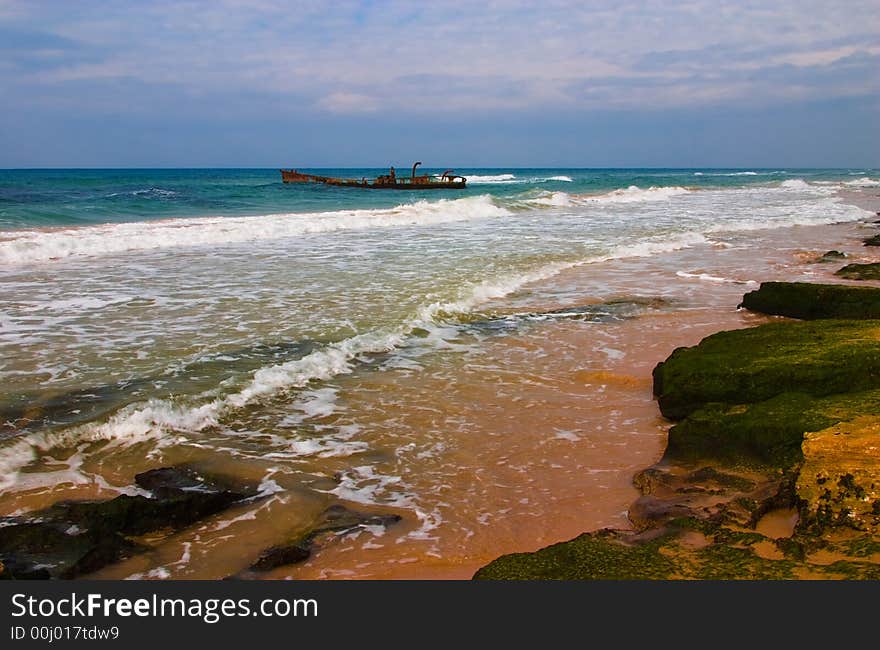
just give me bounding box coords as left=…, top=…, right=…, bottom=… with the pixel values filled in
left=0, top=1, right=878, bottom=166
left=2, top=0, right=877, bottom=115
left=316, top=92, right=379, bottom=113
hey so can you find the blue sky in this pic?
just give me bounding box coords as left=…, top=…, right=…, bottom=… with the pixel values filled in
left=1, top=0, right=878, bottom=167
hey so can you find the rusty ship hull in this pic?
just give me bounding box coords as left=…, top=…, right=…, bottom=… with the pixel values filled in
left=280, top=163, right=467, bottom=190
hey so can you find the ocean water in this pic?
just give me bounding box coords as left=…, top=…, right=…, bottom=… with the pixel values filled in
left=1, top=167, right=878, bottom=578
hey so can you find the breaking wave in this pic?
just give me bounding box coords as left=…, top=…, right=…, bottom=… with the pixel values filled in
left=844, top=177, right=880, bottom=188
left=584, top=185, right=691, bottom=204
left=0, top=231, right=713, bottom=485
left=466, top=174, right=574, bottom=185
left=0, top=195, right=510, bottom=265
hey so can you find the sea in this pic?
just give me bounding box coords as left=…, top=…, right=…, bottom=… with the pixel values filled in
left=1, top=167, right=878, bottom=578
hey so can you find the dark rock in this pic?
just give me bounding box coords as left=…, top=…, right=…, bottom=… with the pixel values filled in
left=814, top=250, right=846, bottom=263
left=628, top=496, right=694, bottom=530
left=835, top=262, right=880, bottom=281
left=248, top=504, right=402, bottom=572
left=0, top=465, right=260, bottom=579
left=864, top=234, right=880, bottom=246
left=740, top=281, right=880, bottom=319
left=250, top=542, right=311, bottom=571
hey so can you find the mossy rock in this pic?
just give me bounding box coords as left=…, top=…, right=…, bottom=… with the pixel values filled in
left=653, top=319, right=880, bottom=420
left=835, top=263, right=880, bottom=281
left=740, top=282, right=880, bottom=320
left=666, top=390, right=880, bottom=468
left=474, top=517, right=880, bottom=580
left=473, top=529, right=679, bottom=580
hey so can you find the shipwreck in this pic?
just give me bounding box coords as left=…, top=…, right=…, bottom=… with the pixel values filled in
left=280, top=162, right=467, bottom=190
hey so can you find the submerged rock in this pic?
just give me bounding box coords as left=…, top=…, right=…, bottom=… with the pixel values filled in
left=248, top=504, right=402, bottom=572
left=864, top=234, right=880, bottom=246
left=814, top=250, right=847, bottom=262
left=835, top=262, right=880, bottom=281
left=0, top=465, right=259, bottom=580
left=740, top=281, right=880, bottom=319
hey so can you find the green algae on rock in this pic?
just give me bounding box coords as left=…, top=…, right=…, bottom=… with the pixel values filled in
left=835, top=262, right=880, bottom=281
left=666, top=390, right=880, bottom=468
left=740, top=282, right=880, bottom=320
left=652, top=319, right=880, bottom=420
left=473, top=516, right=880, bottom=580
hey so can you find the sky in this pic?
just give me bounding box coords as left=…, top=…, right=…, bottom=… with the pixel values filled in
left=1, top=0, right=878, bottom=167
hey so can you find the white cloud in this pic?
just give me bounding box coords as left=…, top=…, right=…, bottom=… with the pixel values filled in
left=3, top=0, right=879, bottom=113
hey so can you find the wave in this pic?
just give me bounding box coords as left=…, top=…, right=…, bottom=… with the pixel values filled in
left=106, top=188, right=179, bottom=199
left=586, top=185, right=691, bottom=203
left=0, top=231, right=713, bottom=485
left=0, top=195, right=510, bottom=265
left=843, top=177, right=880, bottom=188
left=779, top=179, right=811, bottom=189
left=466, top=174, right=517, bottom=183
left=466, top=174, right=573, bottom=185
left=694, top=171, right=757, bottom=177
left=517, top=185, right=691, bottom=209
left=676, top=271, right=758, bottom=285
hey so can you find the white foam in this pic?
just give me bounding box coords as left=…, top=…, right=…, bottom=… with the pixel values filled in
left=586, top=185, right=691, bottom=203
left=676, top=271, right=758, bottom=285
left=694, top=171, right=759, bottom=176
left=0, top=195, right=510, bottom=265
left=528, top=191, right=572, bottom=207
left=780, top=179, right=811, bottom=189
left=466, top=174, right=573, bottom=185
left=612, top=232, right=708, bottom=259
left=466, top=174, right=517, bottom=183
left=844, top=177, right=880, bottom=187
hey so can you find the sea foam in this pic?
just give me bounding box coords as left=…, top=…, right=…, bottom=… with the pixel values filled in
left=586, top=185, right=691, bottom=203
left=0, top=195, right=510, bottom=265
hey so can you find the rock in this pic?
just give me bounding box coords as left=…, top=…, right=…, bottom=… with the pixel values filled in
left=814, top=250, right=847, bottom=263
left=864, top=234, right=880, bottom=246
left=796, top=416, right=880, bottom=536
left=835, top=262, right=880, bottom=281
left=250, top=542, right=311, bottom=571
left=248, top=504, right=402, bottom=572
left=627, top=496, right=694, bottom=530
left=653, top=319, right=880, bottom=420
left=740, top=281, right=880, bottom=319
left=0, top=465, right=260, bottom=579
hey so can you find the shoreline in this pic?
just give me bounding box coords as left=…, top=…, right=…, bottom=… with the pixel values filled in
left=2, top=188, right=879, bottom=580
left=475, top=190, right=880, bottom=580
left=290, top=189, right=880, bottom=579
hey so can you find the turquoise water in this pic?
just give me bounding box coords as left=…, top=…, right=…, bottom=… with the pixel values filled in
left=1, top=167, right=875, bottom=229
